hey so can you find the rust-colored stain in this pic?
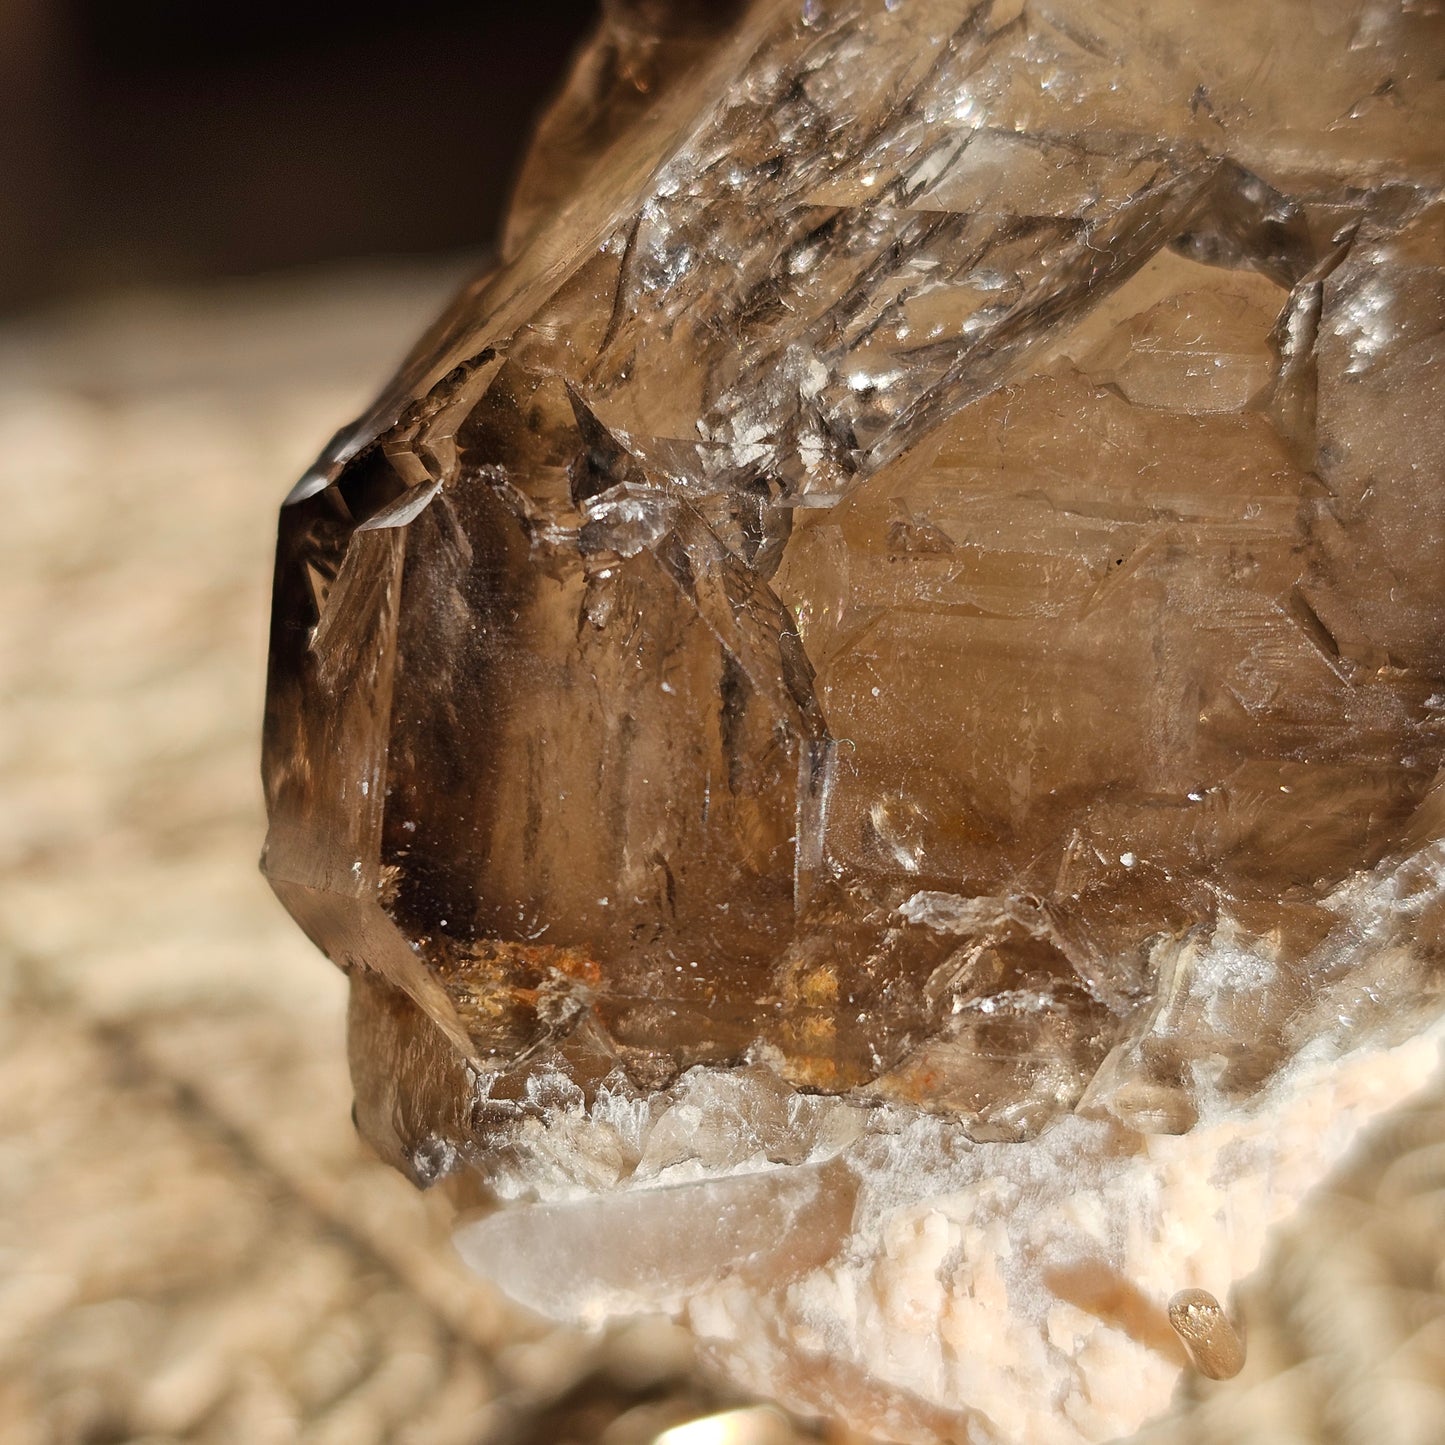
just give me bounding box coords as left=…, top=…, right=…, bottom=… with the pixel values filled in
left=436, top=939, right=603, bottom=991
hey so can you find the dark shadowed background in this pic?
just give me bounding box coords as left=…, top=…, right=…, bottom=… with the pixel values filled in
left=0, top=0, right=596, bottom=311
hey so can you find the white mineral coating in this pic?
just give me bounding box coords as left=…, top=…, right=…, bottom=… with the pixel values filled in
left=698, top=1026, right=1445, bottom=1444
left=455, top=1018, right=1445, bottom=1444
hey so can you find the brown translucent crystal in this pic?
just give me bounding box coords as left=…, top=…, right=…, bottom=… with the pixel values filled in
left=263, top=0, right=1445, bottom=1184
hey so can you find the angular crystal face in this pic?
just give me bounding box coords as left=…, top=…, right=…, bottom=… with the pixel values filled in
left=263, top=0, right=1445, bottom=1178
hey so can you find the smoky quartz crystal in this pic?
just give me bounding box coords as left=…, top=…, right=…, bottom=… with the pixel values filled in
left=266, top=0, right=1444, bottom=1149
left=263, top=3, right=1444, bottom=1437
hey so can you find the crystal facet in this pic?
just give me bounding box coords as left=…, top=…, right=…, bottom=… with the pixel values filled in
left=263, top=3, right=1445, bottom=1439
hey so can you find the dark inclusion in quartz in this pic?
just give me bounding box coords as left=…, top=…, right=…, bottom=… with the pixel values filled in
left=263, top=0, right=1445, bottom=1183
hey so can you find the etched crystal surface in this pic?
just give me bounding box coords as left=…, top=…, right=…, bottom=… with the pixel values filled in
left=263, top=2, right=1445, bottom=1439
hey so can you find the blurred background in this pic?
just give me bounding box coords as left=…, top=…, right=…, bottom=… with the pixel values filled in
left=2, top=3, right=1445, bottom=1444
left=0, top=0, right=602, bottom=311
